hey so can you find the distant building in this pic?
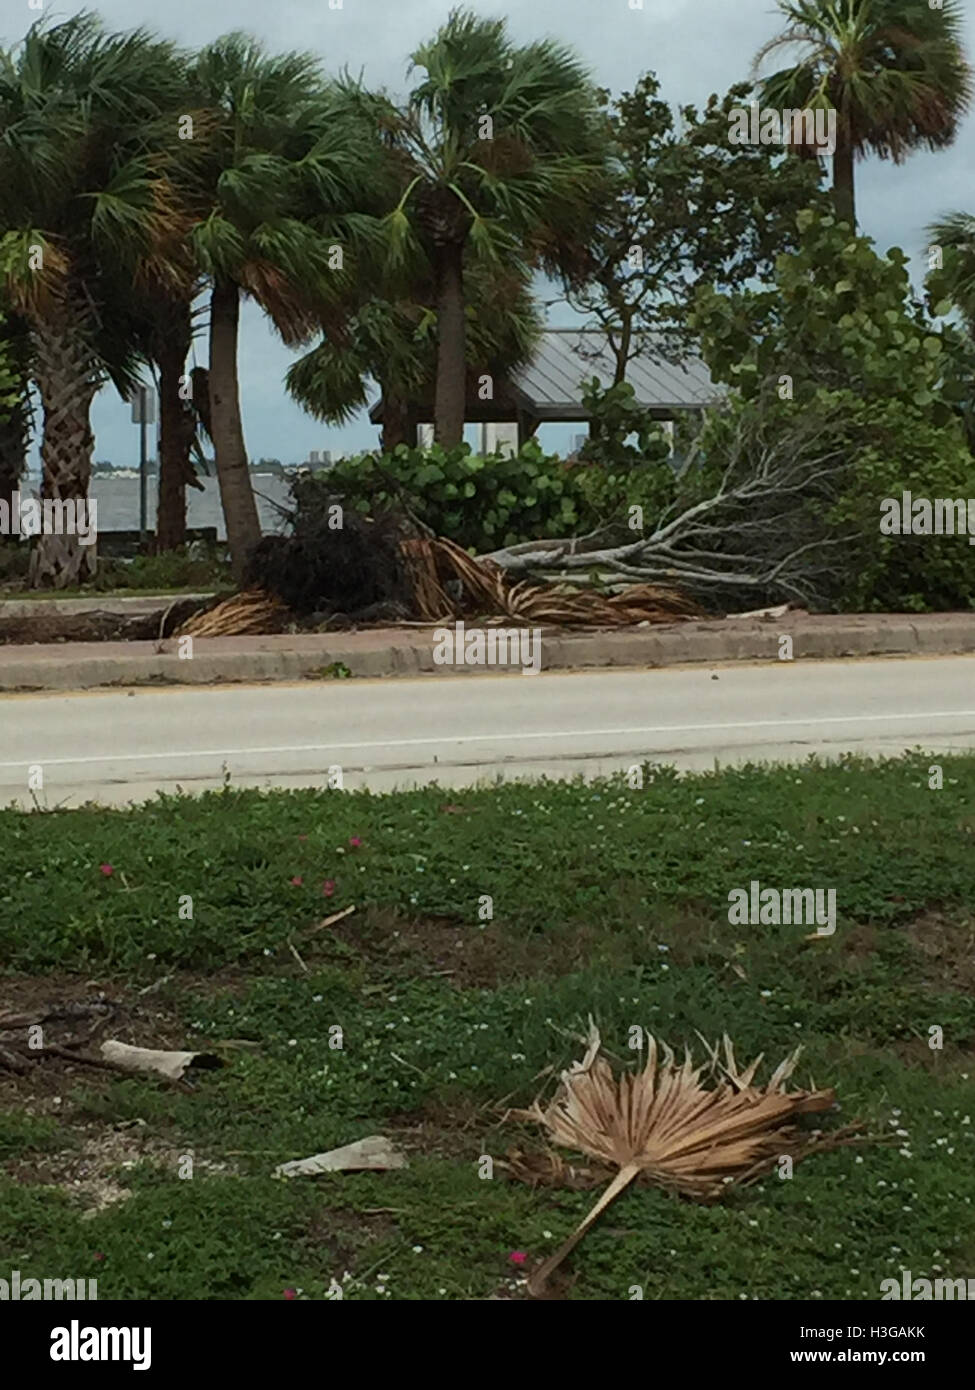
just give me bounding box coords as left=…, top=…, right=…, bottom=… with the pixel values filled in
left=302, top=448, right=334, bottom=468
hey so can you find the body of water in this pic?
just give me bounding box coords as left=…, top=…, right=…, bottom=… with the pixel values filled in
left=22, top=474, right=293, bottom=539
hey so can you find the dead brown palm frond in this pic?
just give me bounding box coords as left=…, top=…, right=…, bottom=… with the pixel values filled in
left=497, top=1147, right=611, bottom=1191
left=175, top=588, right=289, bottom=637
left=237, top=260, right=322, bottom=347
left=400, top=537, right=698, bottom=628
left=510, top=1019, right=836, bottom=1296
left=398, top=537, right=457, bottom=621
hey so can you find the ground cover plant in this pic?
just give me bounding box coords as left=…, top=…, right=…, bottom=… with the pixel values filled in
left=1, top=752, right=974, bottom=1299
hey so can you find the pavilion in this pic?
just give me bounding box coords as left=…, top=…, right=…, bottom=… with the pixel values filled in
left=367, top=326, right=716, bottom=450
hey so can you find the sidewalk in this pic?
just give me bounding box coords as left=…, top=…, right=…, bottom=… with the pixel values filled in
left=0, top=593, right=215, bottom=618
left=2, top=611, right=974, bottom=692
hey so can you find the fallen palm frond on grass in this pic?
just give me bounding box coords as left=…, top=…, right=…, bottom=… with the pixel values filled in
left=508, top=1021, right=838, bottom=1296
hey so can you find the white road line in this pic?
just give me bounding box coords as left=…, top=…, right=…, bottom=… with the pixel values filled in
left=3, top=707, right=975, bottom=770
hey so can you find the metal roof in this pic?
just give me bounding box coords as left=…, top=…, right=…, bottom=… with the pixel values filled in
left=367, top=327, right=716, bottom=424
left=510, top=328, right=715, bottom=418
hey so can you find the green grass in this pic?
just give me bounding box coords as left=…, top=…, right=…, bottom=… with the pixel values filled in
left=2, top=752, right=974, bottom=1299
left=0, top=543, right=230, bottom=597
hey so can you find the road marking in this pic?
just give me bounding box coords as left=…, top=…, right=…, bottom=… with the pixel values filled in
left=3, top=707, right=975, bottom=770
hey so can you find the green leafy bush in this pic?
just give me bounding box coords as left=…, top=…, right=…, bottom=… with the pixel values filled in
left=92, top=546, right=233, bottom=593
left=574, top=378, right=677, bottom=529
left=324, top=439, right=584, bottom=551
left=829, top=395, right=975, bottom=612
left=688, top=209, right=975, bottom=611
left=320, top=391, right=679, bottom=552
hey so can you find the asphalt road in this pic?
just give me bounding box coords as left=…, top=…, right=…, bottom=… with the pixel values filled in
left=3, top=655, right=975, bottom=808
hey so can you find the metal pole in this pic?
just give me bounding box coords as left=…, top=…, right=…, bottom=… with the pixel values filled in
left=139, top=387, right=148, bottom=545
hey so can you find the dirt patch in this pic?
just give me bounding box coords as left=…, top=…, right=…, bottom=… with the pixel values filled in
left=838, top=923, right=881, bottom=961
left=322, top=905, right=641, bottom=990
left=384, top=1094, right=501, bottom=1162
left=303, top=1206, right=400, bottom=1272
left=0, top=598, right=204, bottom=645
left=902, top=911, right=975, bottom=996
left=5, top=1120, right=230, bottom=1216
left=0, top=970, right=203, bottom=1101
left=0, top=972, right=235, bottom=1212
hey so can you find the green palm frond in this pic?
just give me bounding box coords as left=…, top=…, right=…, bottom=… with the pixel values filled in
left=928, top=212, right=975, bottom=331
left=191, top=212, right=247, bottom=278
left=756, top=0, right=973, bottom=158
left=286, top=335, right=373, bottom=425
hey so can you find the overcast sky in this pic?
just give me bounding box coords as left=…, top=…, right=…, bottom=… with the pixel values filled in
left=7, top=0, right=974, bottom=468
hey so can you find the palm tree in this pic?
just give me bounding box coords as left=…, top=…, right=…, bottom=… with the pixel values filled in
left=0, top=309, right=32, bottom=523
left=122, top=287, right=205, bottom=552
left=928, top=212, right=975, bottom=331
left=115, top=72, right=211, bottom=554
left=755, top=0, right=972, bottom=230
left=286, top=256, right=542, bottom=450
left=926, top=210, right=975, bottom=452
left=380, top=8, right=609, bottom=446
left=0, top=14, right=189, bottom=586
left=184, top=36, right=386, bottom=577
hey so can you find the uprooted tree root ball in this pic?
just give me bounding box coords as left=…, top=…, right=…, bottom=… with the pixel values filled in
left=177, top=527, right=701, bottom=637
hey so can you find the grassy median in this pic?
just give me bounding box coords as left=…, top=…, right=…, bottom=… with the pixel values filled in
left=1, top=753, right=974, bottom=1299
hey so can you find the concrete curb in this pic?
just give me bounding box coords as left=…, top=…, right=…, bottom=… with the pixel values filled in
left=0, top=592, right=216, bottom=619
left=2, top=612, right=975, bottom=692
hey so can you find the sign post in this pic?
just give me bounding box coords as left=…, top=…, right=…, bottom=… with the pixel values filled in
left=131, top=385, right=156, bottom=544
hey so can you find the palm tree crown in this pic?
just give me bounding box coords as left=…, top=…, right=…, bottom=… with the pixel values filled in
left=755, top=0, right=972, bottom=229
left=382, top=7, right=609, bottom=444
left=0, top=12, right=188, bottom=585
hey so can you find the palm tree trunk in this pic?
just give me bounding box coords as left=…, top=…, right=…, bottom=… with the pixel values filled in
left=208, top=278, right=261, bottom=578
left=28, top=316, right=99, bottom=589
left=832, top=137, right=855, bottom=230
left=433, top=241, right=466, bottom=447
left=380, top=389, right=410, bottom=452
left=156, top=309, right=193, bottom=552
left=0, top=398, right=29, bottom=517
left=0, top=317, right=32, bottom=525
left=0, top=408, right=27, bottom=573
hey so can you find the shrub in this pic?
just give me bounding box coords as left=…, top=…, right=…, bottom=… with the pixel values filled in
left=830, top=396, right=975, bottom=612
left=683, top=388, right=975, bottom=612
left=319, top=432, right=680, bottom=553
left=323, top=439, right=584, bottom=552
